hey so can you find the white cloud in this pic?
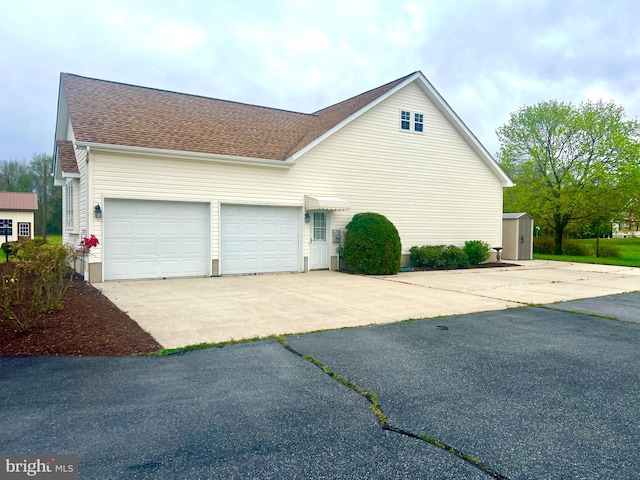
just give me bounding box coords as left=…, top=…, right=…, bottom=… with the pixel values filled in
left=1, top=0, right=640, bottom=161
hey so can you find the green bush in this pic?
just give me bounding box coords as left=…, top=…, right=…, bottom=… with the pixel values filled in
left=596, top=243, right=621, bottom=258
left=410, top=245, right=446, bottom=268
left=342, top=212, right=401, bottom=275
left=410, top=244, right=469, bottom=269
left=442, top=245, right=470, bottom=269
left=534, top=236, right=555, bottom=254
left=463, top=240, right=491, bottom=264
left=0, top=240, right=74, bottom=332
left=562, top=239, right=592, bottom=256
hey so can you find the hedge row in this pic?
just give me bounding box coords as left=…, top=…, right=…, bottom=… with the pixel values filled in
left=409, top=240, right=491, bottom=270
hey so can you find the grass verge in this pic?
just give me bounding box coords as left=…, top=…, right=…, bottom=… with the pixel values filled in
left=535, top=237, right=640, bottom=267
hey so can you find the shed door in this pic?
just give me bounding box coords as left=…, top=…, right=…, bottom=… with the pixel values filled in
left=104, top=199, right=209, bottom=280
left=519, top=216, right=532, bottom=260
left=220, top=205, right=300, bottom=274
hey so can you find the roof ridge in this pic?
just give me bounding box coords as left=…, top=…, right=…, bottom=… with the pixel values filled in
left=313, top=71, right=419, bottom=115
left=60, top=73, right=314, bottom=117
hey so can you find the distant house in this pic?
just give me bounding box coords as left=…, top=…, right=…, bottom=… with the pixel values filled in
left=612, top=199, right=639, bottom=238
left=0, top=192, right=38, bottom=242
left=52, top=71, right=513, bottom=282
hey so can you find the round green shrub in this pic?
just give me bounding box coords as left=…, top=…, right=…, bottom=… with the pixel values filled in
left=342, top=212, right=401, bottom=275
left=463, top=240, right=491, bottom=264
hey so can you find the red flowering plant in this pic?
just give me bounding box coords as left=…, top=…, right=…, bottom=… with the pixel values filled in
left=82, top=234, right=100, bottom=249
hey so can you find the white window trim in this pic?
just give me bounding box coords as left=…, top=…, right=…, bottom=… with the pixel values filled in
left=399, top=109, right=425, bottom=134
left=18, top=222, right=30, bottom=237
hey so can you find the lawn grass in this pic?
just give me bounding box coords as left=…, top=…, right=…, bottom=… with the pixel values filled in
left=535, top=237, right=640, bottom=267
left=40, top=234, right=62, bottom=245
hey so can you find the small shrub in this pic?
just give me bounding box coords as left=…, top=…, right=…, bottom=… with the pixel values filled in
left=342, top=212, right=401, bottom=275
left=463, top=240, right=491, bottom=264
left=410, top=245, right=469, bottom=269
left=1, top=242, right=12, bottom=260
left=410, top=245, right=446, bottom=268
left=442, top=245, right=470, bottom=269
left=596, top=243, right=621, bottom=258
left=0, top=265, right=41, bottom=333
left=0, top=241, right=74, bottom=332
left=562, top=239, right=592, bottom=256
left=534, top=236, right=555, bottom=254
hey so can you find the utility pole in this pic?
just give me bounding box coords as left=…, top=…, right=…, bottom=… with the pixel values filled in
left=42, top=158, right=47, bottom=241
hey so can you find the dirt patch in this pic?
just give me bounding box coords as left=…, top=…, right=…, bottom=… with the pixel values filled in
left=0, top=264, right=162, bottom=357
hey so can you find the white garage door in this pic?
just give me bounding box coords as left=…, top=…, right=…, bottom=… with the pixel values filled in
left=104, top=199, right=209, bottom=280
left=220, top=205, right=300, bottom=275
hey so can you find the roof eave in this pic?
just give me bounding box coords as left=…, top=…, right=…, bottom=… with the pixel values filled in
left=74, top=142, right=295, bottom=168
left=411, top=72, right=514, bottom=188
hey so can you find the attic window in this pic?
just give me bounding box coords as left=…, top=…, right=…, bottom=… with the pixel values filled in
left=400, top=110, right=411, bottom=130
left=414, top=113, right=424, bottom=132
left=400, top=110, right=424, bottom=133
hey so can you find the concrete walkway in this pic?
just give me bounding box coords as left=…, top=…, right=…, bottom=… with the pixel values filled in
left=97, top=260, right=640, bottom=348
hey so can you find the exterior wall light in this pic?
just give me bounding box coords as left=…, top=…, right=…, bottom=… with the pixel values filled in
left=94, top=203, right=102, bottom=219
left=305, top=212, right=311, bottom=223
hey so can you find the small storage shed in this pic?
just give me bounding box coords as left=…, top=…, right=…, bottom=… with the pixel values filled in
left=502, top=213, right=534, bottom=260
left=0, top=192, right=38, bottom=242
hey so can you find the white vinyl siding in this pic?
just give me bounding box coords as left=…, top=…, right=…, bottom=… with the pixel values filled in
left=86, top=80, right=503, bottom=275
left=0, top=212, right=34, bottom=242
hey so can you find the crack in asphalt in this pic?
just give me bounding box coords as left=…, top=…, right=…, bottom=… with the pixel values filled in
left=277, top=337, right=510, bottom=480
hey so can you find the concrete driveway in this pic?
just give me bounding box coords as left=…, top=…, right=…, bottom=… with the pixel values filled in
left=2, top=294, right=639, bottom=478
left=98, top=260, right=640, bottom=348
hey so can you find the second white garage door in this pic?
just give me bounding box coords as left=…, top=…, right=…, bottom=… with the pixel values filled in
left=220, top=205, right=300, bottom=275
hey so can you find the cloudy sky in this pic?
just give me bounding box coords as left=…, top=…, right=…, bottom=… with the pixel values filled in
left=2, top=0, right=639, bottom=162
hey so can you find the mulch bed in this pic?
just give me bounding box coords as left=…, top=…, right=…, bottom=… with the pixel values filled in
left=0, top=263, right=162, bottom=357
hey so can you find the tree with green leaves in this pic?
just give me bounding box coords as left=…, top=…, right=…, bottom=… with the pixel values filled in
left=497, top=100, right=640, bottom=255
left=0, top=160, right=32, bottom=192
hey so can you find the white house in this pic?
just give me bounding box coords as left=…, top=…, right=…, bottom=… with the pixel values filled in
left=0, top=192, right=38, bottom=243
left=52, top=71, right=513, bottom=282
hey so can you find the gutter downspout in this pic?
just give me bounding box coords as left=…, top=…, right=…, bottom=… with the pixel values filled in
left=85, top=145, right=91, bottom=282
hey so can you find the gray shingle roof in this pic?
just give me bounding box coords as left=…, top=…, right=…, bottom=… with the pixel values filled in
left=61, top=72, right=415, bottom=160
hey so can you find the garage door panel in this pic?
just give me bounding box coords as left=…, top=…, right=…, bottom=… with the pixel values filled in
left=135, top=220, right=159, bottom=235
left=104, top=199, right=209, bottom=280
left=158, top=221, right=180, bottom=235
left=220, top=205, right=300, bottom=275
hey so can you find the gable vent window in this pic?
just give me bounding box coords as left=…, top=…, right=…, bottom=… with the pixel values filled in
left=400, top=110, right=411, bottom=130
left=400, top=110, right=424, bottom=133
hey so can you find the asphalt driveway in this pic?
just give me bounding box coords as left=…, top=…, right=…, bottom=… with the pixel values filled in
left=1, top=292, right=639, bottom=479
left=97, top=260, right=640, bottom=348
